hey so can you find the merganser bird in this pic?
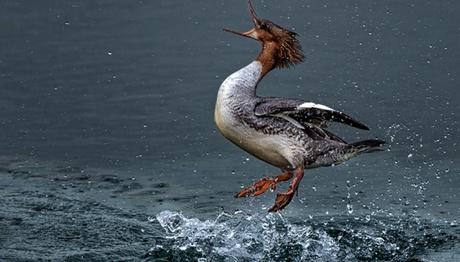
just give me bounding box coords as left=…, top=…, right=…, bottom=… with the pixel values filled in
left=215, top=0, right=384, bottom=212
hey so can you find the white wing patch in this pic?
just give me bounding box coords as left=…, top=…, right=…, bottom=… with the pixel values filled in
left=298, top=102, right=334, bottom=111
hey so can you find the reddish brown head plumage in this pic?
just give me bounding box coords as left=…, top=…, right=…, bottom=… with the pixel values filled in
left=254, top=19, right=305, bottom=68
left=224, top=0, right=305, bottom=71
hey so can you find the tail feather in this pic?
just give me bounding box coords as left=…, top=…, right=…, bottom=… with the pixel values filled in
left=349, top=139, right=385, bottom=154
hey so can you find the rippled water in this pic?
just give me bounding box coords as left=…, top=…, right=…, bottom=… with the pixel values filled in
left=1, top=0, right=459, bottom=261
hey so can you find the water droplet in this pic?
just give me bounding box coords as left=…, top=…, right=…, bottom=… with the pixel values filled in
left=347, top=204, right=354, bottom=214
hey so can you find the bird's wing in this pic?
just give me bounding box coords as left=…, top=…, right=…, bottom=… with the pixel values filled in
left=255, top=97, right=369, bottom=131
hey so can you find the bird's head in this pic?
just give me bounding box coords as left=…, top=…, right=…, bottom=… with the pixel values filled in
left=224, top=0, right=305, bottom=68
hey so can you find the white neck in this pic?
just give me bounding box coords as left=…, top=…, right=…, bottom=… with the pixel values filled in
left=218, top=61, right=262, bottom=99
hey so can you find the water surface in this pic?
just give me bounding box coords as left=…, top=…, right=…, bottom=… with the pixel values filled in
left=0, top=0, right=459, bottom=261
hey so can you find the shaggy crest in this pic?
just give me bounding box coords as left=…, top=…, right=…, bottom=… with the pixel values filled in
left=258, top=19, right=305, bottom=68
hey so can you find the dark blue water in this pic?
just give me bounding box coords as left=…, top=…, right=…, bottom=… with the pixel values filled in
left=0, top=0, right=459, bottom=261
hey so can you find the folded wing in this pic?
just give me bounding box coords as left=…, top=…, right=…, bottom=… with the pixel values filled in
left=254, top=97, right=369, bottom=142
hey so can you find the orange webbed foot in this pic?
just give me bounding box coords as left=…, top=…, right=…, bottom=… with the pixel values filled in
left=267, top=166, right=305, bottom=212
left=268, top=190, right=295, bottom=212
left=235, top=177, right=275, bottom=198
left=235, top=171, right=293, bottom=198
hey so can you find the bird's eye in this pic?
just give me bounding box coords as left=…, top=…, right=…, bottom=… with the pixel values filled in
left=259, top=23, right=268, bottom=30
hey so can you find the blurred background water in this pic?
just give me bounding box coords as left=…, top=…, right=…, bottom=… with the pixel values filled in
left=0, top=0, right=459, bottom=261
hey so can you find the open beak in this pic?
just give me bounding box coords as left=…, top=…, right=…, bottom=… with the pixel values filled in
left=223, top=28, right=258, bottom=39
left=223, top=0, right=261, bottom=40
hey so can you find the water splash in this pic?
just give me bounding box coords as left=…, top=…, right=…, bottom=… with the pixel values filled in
left=151, top=210, right=339, bottom=261
left=147, top=210, right=458, bottom=261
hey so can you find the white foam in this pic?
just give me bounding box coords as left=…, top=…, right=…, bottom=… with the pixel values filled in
left=154, top=210, right=339, bottom=261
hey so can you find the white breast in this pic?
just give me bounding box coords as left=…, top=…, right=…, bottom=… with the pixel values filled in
left=214, top=61, right=294, bottom=169
left=214, top=61, right=261, bottom=143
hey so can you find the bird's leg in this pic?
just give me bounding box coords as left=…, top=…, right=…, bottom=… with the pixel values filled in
left=268, top=166, right=304, bottom=212
left=235, top=171, right=293, bottom=198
